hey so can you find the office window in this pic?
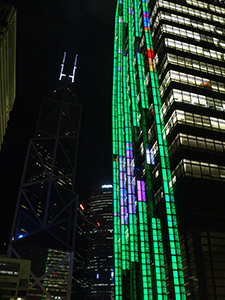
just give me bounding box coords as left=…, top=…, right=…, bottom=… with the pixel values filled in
left=172, top=159, right=225, bottom=182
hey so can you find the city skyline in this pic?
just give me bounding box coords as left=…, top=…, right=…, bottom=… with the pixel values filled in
left=1, top=1, right=225, bottom=299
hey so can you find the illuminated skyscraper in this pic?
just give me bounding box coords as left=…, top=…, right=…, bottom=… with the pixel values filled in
left=0, top=3, right=16, bottom=150
left=8, top=74, right=82, bottom=300
left=86, top=185, right=114, bottom=300
left=112, top=0, right=225, bottom=299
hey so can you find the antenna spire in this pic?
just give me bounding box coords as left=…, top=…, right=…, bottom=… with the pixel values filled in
left=59, top=52, right=78, bottom=83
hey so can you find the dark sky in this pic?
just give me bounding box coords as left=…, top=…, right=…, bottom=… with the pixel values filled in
left=0, top=0, right=116, bottom=251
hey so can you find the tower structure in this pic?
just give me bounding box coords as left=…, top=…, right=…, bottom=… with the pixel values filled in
left=112, top=0, right=225, bottom=299
left=8, top=58, right=82, bottom=299
left=0, top=3, right=16, bottom=150
left=86, top=185, right=114, bottom=300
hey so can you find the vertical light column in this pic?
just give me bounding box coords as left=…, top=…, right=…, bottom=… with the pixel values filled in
left=117, top=13, right=129, bottom=272
left=123, top=0, right=128, bottom=23
left=112, top=3, right=123, bottom=299
left=141, top=0, right=186, bottom=298
left=152, top=218, right=168, bottom=300
left=136, top=37, right=168, bottom=300
left=123, top=54, right=139, bottom=265
left=113, top=159, right=122, bottom=300
left=119, top=156, right=129, bottom=270
left=112, top=1, right=119, bottom=158
left=133, top=0, right=141, bottom=37
left=137, top=180, right=153, bottom=300
left=136, top=49, right=167, bottom=299
left=132, top=3, right=154, bottom=299
left=137, top=53, right=149, bottom=109
left=128, top=0, right=140, bottom=127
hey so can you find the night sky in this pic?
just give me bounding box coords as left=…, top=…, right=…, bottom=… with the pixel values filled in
left=0, top=0, right=117, bottom=251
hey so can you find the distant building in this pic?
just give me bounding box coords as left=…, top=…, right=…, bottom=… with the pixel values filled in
left=0, top=256, right=30, bottom=300
left=86, top=185, right=114, bottom=300
left=0, top=4, right=16, bottom=150
left=39, top=249, right=70, bottom=300
left=72, top=203, right=92, bottom=300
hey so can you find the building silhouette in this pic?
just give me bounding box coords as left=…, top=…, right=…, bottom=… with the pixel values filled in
left=112, top=0, right=225, bottom=299
left=8, top=75, right=82, bottom=300
left=86, top=185, right=114, bottom=300
left=0, top=3, right=16, bottom=150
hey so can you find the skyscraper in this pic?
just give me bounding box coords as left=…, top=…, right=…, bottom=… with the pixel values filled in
left=86, top=185, right=114, bottom=300
left=112, top=0, right=225, bottom=299
left=0, top=3, right=16, bottom=150
left=8, top=76, right=82, bottom=300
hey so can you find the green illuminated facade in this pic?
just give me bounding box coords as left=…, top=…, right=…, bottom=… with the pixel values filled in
left=113, top=0, right=225, bottom=299
left=112, top=0, right=186, bottom=299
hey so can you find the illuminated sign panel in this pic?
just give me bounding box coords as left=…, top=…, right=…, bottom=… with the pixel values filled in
left=102, top=185, right=113, bottom=188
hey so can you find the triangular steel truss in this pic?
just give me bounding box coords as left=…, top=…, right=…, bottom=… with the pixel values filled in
left=8, top=77, right=82, bottom=300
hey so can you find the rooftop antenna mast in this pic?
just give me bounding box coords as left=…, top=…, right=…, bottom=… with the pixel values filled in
left=59, top=52, right=78, bottom=82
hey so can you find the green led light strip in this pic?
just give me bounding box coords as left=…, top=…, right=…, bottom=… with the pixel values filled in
left=128, top=0, right=139, bottom=127
left=137, top=180, right=153, bottom=300
left=123, top=54, right=139, bottom=265
left=137, top=53, right=149, bottom=109
left=113, top=3, right=123, bottom=299
left=152, top=218, right=168, bottom=300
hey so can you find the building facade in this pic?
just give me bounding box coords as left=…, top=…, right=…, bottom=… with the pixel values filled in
left=112, top=0, right=225, bottom=299
left=86, top=186, right=114, bottom=300
left=0, top=256, right=30, bottom=300
left=0, top=4, right=16, bottom=150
